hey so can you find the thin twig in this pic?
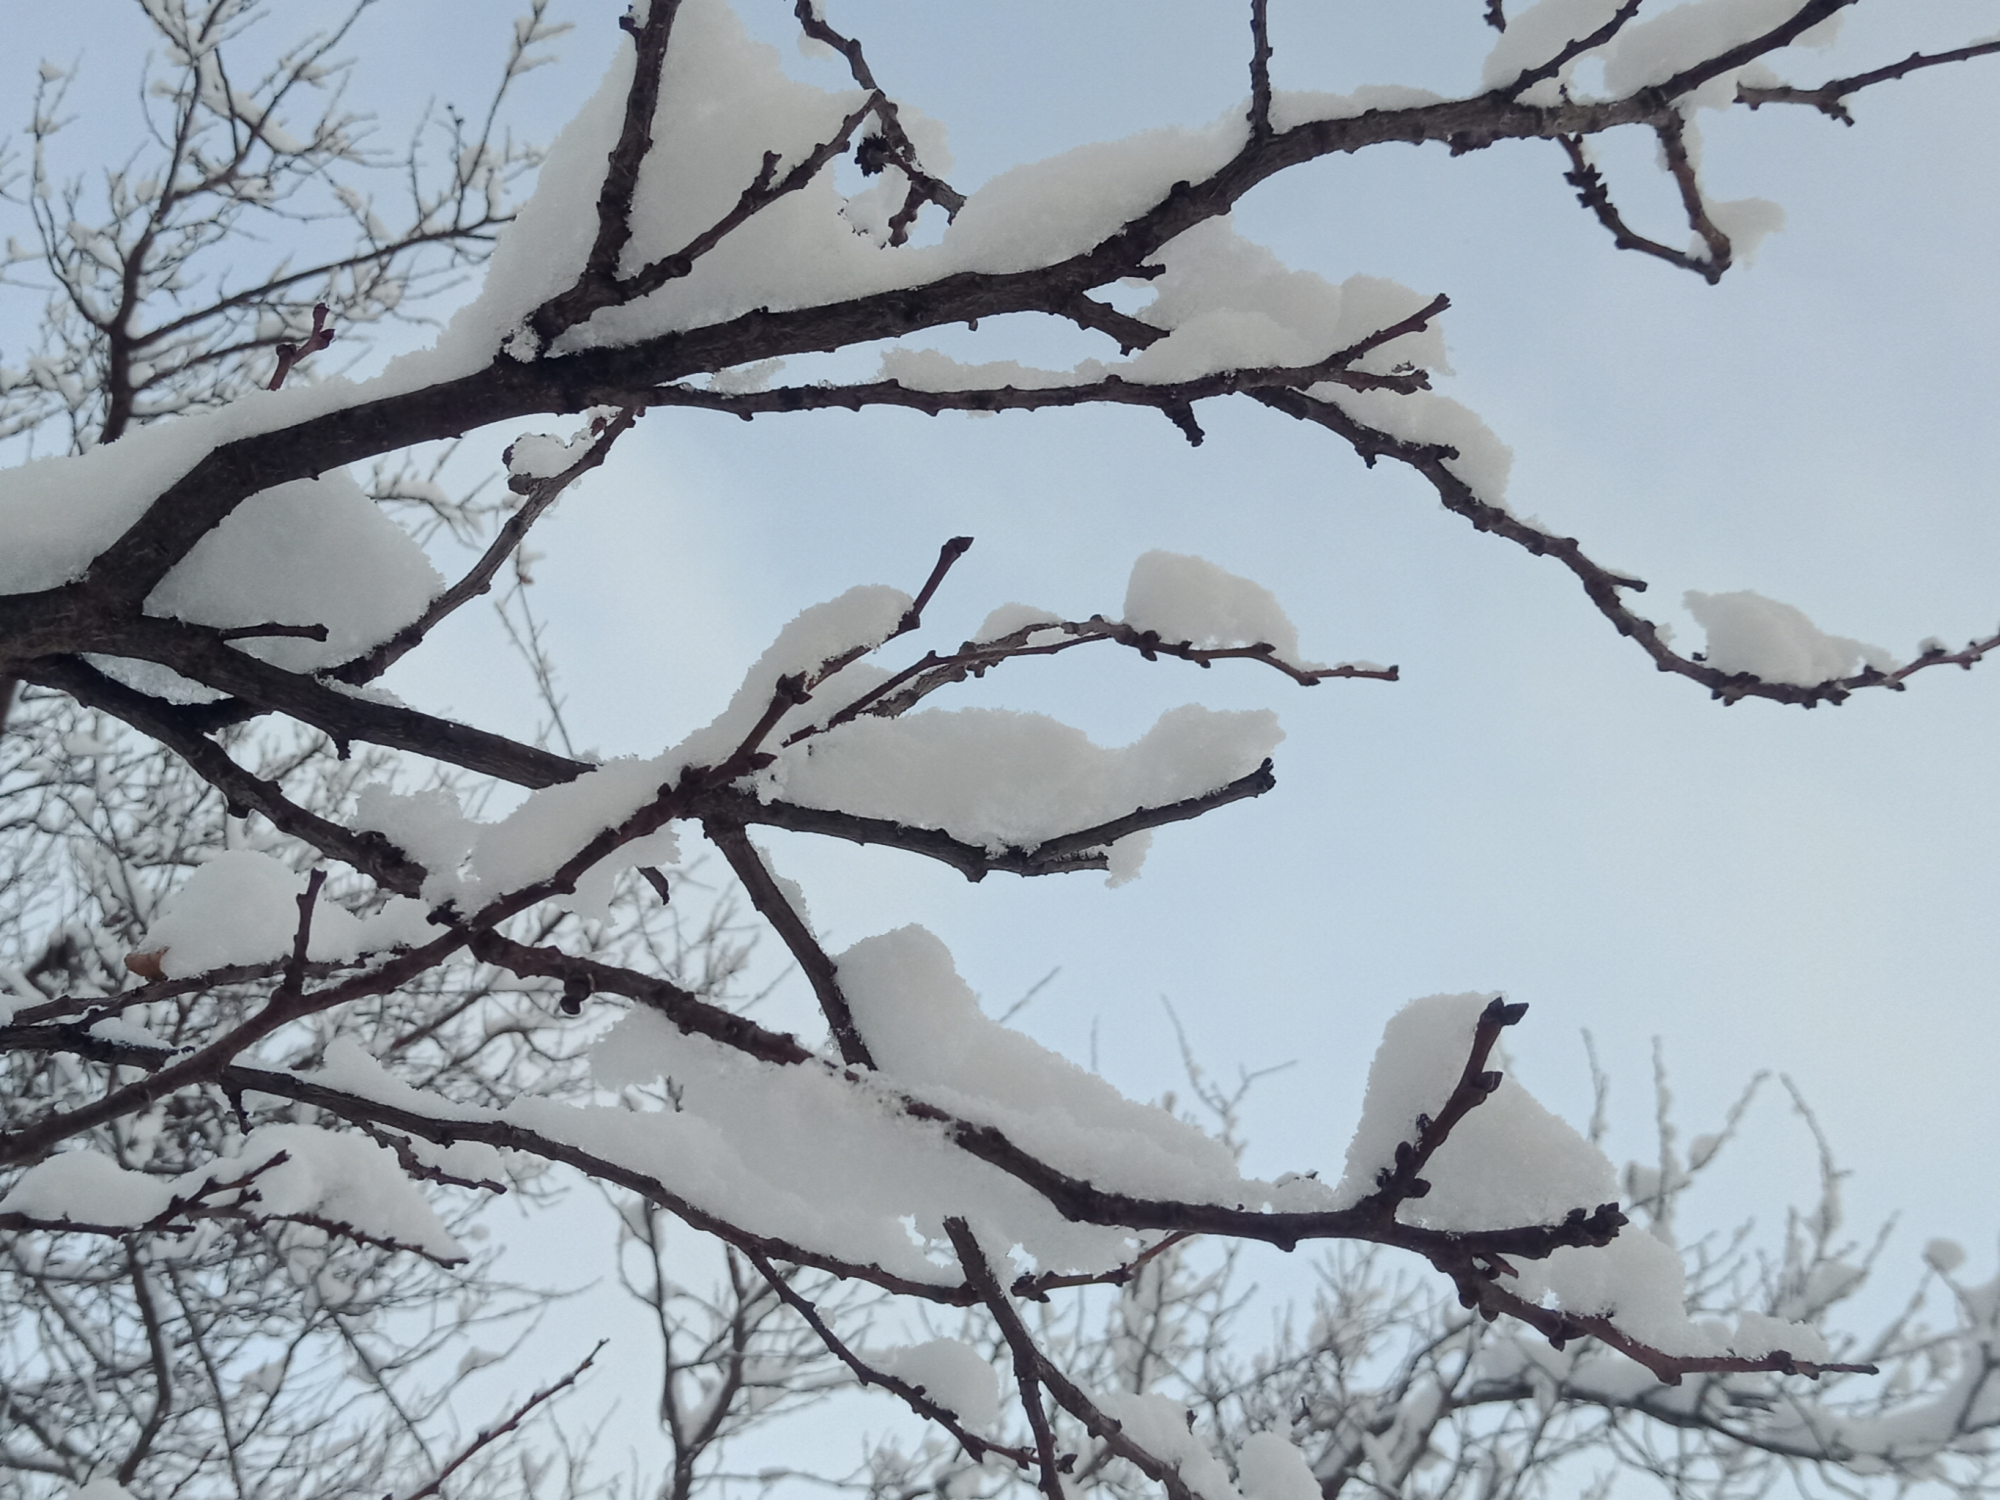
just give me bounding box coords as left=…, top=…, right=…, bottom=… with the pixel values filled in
left=1738, top=39, right=2000, bottom=123
left=704, top=820, right=875, bottom=1069
left=265, top=302, right=334, bottom=390
left=389, top=1341, right=606, bottom=1500
left=741, top=1248, right=1034, bottom=1469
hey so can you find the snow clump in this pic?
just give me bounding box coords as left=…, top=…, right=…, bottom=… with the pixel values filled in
left=1684, top=590, right=1896, bottom=686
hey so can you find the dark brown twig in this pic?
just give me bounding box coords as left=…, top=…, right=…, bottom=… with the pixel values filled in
left=793, top=0, right=965, bottom=242
left=527, top=0, right=683, bottom=340
left=1651, top=0, right=1852, bottom=104
left=215, top=622, right=330, bottom=643
left=1248, top=0, right=1275, bottom=138
left=945, top=1219, right=1069, bottom=1500
left=620, top=98, right=880, bottom=302
left=1559, top=134, right=1725, bottom=283
left=1013, top=1229, right=1196, bottom=1299
left=465, top=931, right=812, bottom=1063
left=891, top=535, right=974, bottom=640
left=1450, top=1270, right=1879, bottom=1386
left=1254, top=384, right=1989, bottom=707
left=684, top=761, right=1280, bottom=884
left=1738, top=39, right=2000, bottom=123
left=1657, top=111, right=1732, bottom=274
left=0, top=933, right=466, bottom=1169
left=1355, top=996, right=1528, bottom=1214
left=337, top=406, right=641, bottom=685
left=633, top=325, right=1438, bottom=428
left=18, top=656, right=429, bottom=894
left=949, top=1218, right=1199, bottom=1500
left=265, top=302, right=334, bottom=390
left=802, top=617, right=1392, bottom=743
left=1499, top=0, right=1643, bottom=96
left=279, top=868, right=329, bottom=999
left=742, top=1248, right=1034, bottom=1469
left=116, top=1247, right=174, bottom=1484
left=0, top=1153, right=291, bottom=1242
left=703, top=820, right=875, bottom=1068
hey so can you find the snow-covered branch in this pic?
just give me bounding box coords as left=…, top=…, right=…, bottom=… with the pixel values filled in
left=5, top=2, right=1999, bottom=1495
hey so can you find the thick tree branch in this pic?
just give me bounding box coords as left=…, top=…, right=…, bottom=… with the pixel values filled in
left=20, top=656, right=427, bottom=894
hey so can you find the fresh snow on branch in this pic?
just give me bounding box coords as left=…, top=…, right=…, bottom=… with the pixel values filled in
left=1685, top=588, right=1896, bottom=686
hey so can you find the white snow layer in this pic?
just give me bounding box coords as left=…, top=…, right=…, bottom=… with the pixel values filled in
left=1123, top=550, right=1319, bottom=670
left=1094, top=1391, right=1243, bottom=1500
left=1600, top=0, right=1842, bottom=95
left=354, top=587, right=907, bottom=913
left=972, top=602, right=1063, bottom=643
left=1512, top=1231, right=1831, bottom=1362
left=578, top=1008, right=1149, bottom=1280
left=144, top=471, right=443, bottom=672
left=1482, top=0, right=1843, bottom=98
left=839, top=926, right=1243, bottom=1199
left=1309, top=383, right=1513, bottom=499
left=670, top=584, right=912, bottom=771
left=1684, top=589, right=1895, bottom=685
left=1134, top=222, right=1446, bottom=380
left=0, top=1125, right=463, bottom=1261
left=877, top=225, right=1449, bottom=395
left=771, top=703, right=1282, bottom=858
left=571, top=924, right=1258, bottom=1283
left=355, top=578, right=1283, bottom=914
left=435, top=0, right=1255, bottom=358
left=1235, top=1432, right=1325, bottom=1500
left=141, top=849, right=437, bottom=977
left=1333, top=994, right=1830, bottom=1361
left=0, top=378, right=442, bottom=599
left=1332, top=993, right=1618, bottom=1230
left=0, top=0, right=1473, bottom=600
left=1482, top=0, right=1632, bottom=89
left=873, top=1338, right=1001, bottom=1429
left=1266, top=85, right=1448, bottom=133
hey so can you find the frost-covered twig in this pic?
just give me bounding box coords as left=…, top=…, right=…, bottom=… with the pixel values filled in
left=392, top=1341, right=605, bottom=1500
left=742, top=1246, right=1036, bottom=1470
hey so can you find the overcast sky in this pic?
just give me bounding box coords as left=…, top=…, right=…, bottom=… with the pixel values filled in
left=10, top=0, right=2000, bottom=1463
